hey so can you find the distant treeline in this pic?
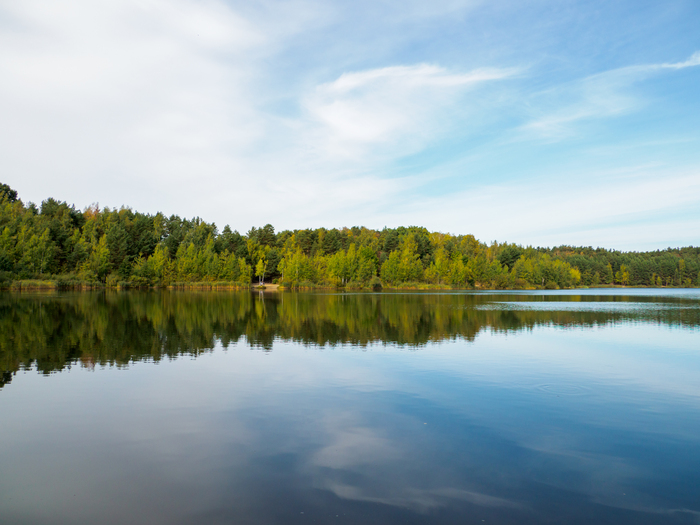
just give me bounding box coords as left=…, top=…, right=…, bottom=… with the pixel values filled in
left=1, top=183, right=698, bottom=289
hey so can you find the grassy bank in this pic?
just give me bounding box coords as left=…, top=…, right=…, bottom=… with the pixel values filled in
left=2, top=275, right=697, bottom=292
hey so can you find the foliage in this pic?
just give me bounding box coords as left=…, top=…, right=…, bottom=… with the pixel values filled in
left=0, top=182, right=698, bottom=289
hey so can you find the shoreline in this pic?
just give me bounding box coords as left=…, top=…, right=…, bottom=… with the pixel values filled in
left=2, top=280, right=698, bottom=292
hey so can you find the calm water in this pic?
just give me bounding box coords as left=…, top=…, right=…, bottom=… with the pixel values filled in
left=1, top=289, right=699, bottom=524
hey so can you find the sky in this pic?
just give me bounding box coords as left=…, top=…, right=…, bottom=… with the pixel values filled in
left=1, top=0, right=699, bottom=250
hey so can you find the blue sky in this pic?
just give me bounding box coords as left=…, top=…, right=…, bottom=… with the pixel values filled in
left=1, top=0, right=699, bottom=249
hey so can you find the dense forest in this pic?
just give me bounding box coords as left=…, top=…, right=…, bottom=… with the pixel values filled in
left=1, top=183, right=698, bottom=289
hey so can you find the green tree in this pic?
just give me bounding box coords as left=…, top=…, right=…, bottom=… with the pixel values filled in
left=149, top=244, right=173, bottom=284
left=0, top=183, right=18, bottom=203
left=380, top=251, right=401, bottom=285
left=604, top=263, right=614, bottom=284
left=81, top=234, right=111, bottom=282
left=19, top=229, right=55, bottom=275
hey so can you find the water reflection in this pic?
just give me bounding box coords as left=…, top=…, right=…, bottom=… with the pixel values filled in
left=1, top=290, right=699, bottom=386
left=1, top=290, right=699, bottom=524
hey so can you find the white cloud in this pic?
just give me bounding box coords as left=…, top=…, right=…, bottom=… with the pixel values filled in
left=0, top=0, right=270, bottom=208
left=379, top=164, right=700, bottom=248
left=305, top=64, right=516, bottom=155
left=656, top=51, right=700, bottom=70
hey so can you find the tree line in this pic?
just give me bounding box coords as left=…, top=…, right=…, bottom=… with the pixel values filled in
left=1, top=183, right=698, bottom=289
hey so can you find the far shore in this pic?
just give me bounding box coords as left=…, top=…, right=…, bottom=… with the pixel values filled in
left=2, top=280, right=698, bottom=292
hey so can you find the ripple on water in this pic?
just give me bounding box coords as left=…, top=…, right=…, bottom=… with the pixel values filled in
left=536, top=384, right=593, bottom=396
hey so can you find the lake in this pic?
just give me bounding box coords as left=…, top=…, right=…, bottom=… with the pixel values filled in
left=1, top=289, right=699, bottom=524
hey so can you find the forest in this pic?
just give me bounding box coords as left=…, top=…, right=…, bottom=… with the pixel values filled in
left=1, top=183, right=698, bottom=290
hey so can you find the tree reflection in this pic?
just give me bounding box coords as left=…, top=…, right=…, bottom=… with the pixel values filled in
left=1, top=291, right=698, bottom=387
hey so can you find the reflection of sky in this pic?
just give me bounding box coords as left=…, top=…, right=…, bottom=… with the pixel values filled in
left=1, top=323, right=700, bottom=523
left=377, top=288, right=700, bottom=298
left=477, top=301, right=699, bottom=312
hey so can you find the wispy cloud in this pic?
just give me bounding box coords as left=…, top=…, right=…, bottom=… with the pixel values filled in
left=654, top=51, right=700, bottom=70
left=521, top=51, right=700, bottom=138
left=304, top=64, right=517, bottom=156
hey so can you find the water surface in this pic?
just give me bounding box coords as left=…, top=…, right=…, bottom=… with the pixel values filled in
left=1, top=289, right=699, bottom=524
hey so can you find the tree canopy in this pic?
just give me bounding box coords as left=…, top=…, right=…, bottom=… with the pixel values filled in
left=0, top=183, right=698, bottom=289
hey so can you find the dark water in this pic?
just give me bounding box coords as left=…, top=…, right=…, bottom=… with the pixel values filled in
left=1, top=289, right=699, bottom=524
